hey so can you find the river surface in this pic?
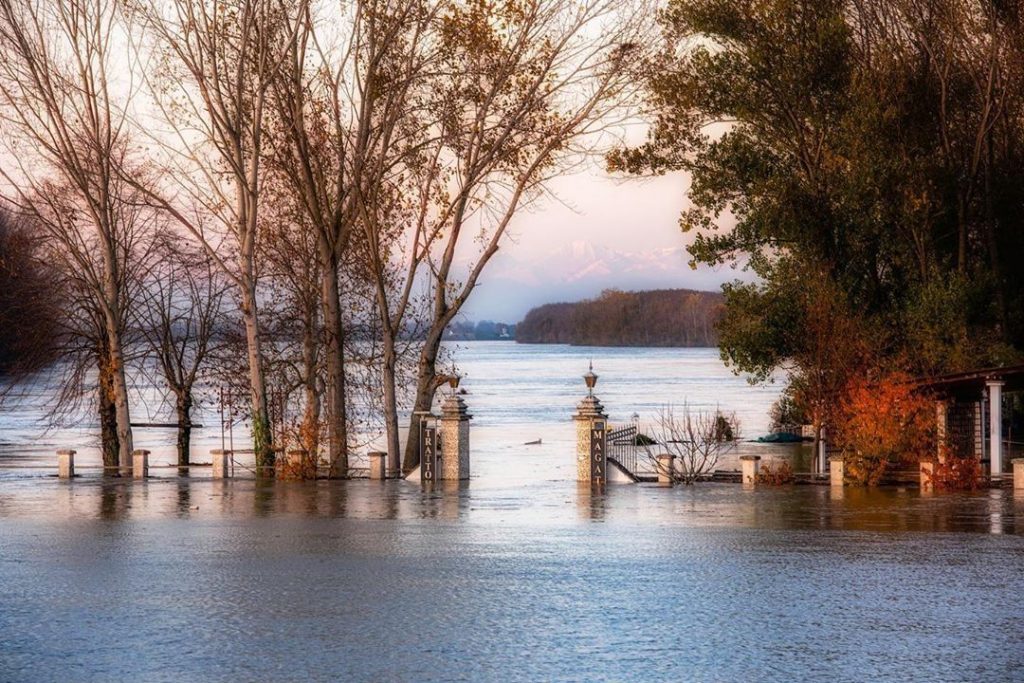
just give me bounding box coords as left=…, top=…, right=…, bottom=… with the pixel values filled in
left=1, top=344, right=1023, bottom=682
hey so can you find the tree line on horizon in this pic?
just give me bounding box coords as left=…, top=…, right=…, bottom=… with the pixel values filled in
left=516, top=289, right=723, bottom=347
left=0, top=0, right=652, bottom=477
left=611, top=0, right=1024, bottom=473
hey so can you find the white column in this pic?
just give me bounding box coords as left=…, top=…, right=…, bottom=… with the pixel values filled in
left=987, top=379, right=1005, bottom=479
left=817, top=428, right=827, bottom=474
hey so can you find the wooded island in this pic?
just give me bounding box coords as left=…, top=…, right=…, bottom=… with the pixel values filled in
left=516, top=289, right=723, bottom=347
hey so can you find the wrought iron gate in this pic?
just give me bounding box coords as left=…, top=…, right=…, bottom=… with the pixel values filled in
left=607, top=424, right=638, bottom=476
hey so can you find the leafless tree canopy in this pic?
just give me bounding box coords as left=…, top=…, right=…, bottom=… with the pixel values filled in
left=0, top=0, right=653, bottom=477
left=642, top=404, right=741, bottom=484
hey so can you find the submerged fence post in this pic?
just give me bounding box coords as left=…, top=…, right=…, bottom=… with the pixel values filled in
left=829, top=457, right=844, bottom=487
left=368, top=451, right=387, bottom=480
left=57, top=449, right=75, bottom=479
left=656, top=453, right=675, bottom=486
left=132, top=450, right=150, bottom=479
left=211, top=450, right=230, bottom=479
left=1012, top=458, right=1024, bottom=490
left=740, top=455, right=760, bottom=486
left=920, top=459, right=936, bottom=492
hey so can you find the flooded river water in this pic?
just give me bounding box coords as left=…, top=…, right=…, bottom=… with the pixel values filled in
left=1, top=344, right=1022, bottom=681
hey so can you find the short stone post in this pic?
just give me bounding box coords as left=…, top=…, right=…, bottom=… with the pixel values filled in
left=132, top=449, right=150, bottom=479
left=1012, top=458, right=1024, bottom=490
left=829, top=457, right=844, bottom=487
left=656, top=453, right=675, bottom=486
left=211, top=449, right=230, bottom=479
left=286, top=449, right=306, bottom=468
left=368, top=451, right=387, bottom=480
left=440, top=393, right=472, bottom=481
left=740, top=455, right=761, bottom=485
left=57, top=449, right=75, bottom=479
left=920, top=460, right=936, bottom=492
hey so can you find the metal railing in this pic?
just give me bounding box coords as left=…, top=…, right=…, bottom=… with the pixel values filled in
left=607, top=425, right=638, bottom=476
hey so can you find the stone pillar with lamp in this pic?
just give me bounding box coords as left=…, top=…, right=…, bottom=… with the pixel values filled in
left=440, top=375, right=472, bottom=481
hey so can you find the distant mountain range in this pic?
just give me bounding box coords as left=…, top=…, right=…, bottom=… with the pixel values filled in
left=461, top=240, right=741, bottom=321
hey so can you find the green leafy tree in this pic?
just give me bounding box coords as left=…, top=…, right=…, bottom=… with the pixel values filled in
left=612, top=0, right=1024, bottom=401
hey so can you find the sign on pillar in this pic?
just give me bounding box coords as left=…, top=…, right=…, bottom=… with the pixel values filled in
left=590, top=419, right=607, bottom=486
left=421, top=425, right=438, bottom=485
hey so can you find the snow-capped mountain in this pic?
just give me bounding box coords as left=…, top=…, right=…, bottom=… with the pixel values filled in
left=460, top=240, right=746, bottom=322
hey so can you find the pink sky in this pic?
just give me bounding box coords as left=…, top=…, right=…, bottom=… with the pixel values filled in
left=463, top=164, right=750, bottom=321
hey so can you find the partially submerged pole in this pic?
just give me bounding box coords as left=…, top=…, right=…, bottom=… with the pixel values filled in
left=132, top=450, right=150, bottom=479
left=211, top=449, right=230, bottom=479
left=656, top=453, right=675, bottom=486
left=740, top=455, right=760, bottom=486
left=368, top=451, right=387, bottom=480
left=829, top=457, right=844, bottom=487
left=57, top=449, right=75, bottom=479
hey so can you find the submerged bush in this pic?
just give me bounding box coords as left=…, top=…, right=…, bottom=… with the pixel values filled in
left=926, top=457, right=982, bottom=492
left=837, top=372, right=936, bottom=486
left=756, top=461, right=795, bottom=485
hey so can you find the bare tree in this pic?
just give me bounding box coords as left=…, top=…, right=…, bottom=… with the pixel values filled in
left=396, top=0, right=653, bottom=471
left=0, top=207, right=61, bottom=377
left=641, top=404, right=740, bottom=484
left=128, top=0, right=303, bottom=472
left=258, top=198, right=325, bottom=465
left=136, top=236, right=228, bottom=468
left=260, top=0, right=366, bottom=477
left=0, top=0, right=146, bottom=473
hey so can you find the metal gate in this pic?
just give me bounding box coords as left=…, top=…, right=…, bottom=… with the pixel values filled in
left=607, top=425, right=638, bottom=476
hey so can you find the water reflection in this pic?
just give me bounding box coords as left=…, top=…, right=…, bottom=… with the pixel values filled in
left=2, top=477, right=1023, bottom=683
left=4, top=475, right=1019, bottom=535
left=576, top=483, right=607, bottom=521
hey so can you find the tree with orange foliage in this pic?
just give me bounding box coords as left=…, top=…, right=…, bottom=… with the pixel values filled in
left=836, top=372, right=936, bottom=486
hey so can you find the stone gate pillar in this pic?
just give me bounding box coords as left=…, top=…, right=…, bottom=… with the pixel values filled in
left=573, top=363, right=608, bottom=483
left=440, top=393, right=471, bottom=481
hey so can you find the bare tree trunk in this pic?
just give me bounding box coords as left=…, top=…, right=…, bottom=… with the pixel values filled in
left=176, top=393, right=192, bottom=468
left=301, top=302, right=320, bottom=458
left=402, top=326, right=443, bottom=472
left=239, top=272, right=273, bottom=473
left=381, top=338, right=402, bottom=475
left=98, top=366, right=119, bottom=472
left=321, top=242, right=348, bottom=477
left=101, top=303, right=133, bottom=474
